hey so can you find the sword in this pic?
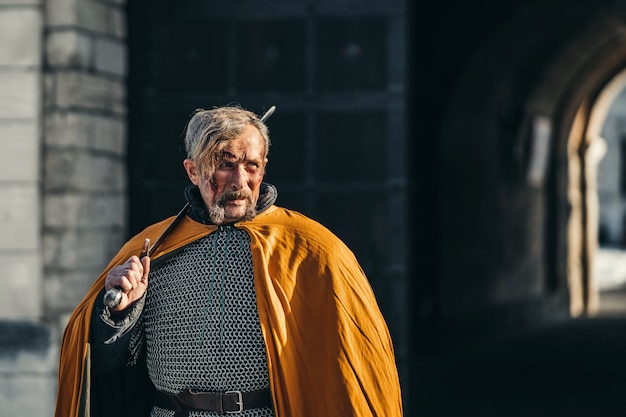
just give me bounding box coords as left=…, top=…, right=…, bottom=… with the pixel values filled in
left=103, top=105, right=276, bottom=309
left=261, top=105, right=276, bottom=122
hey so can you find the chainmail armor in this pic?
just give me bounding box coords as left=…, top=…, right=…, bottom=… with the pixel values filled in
left=143, top=225, right=274, bottom=417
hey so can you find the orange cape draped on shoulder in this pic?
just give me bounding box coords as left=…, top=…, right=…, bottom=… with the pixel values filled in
left=55, top=205, right=403, bottom=417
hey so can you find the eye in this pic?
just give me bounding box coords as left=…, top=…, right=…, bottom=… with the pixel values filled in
left=246, top=162, right=260, bottom=172
left=219, top=161, right=235, bottom=169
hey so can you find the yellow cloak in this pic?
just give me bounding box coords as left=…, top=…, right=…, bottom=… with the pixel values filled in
left=54, top=205, right=403, bottom=417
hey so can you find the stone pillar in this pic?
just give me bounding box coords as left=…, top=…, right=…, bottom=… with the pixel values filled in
left=43, top=0, right=128, bottom=328
left=0, top=0, right=128, bottom=415
left=0, top=0, right=42, bottom=320
left=42, top=1, right=129, bottom=410
left=0, top=0, right=53, bottom=415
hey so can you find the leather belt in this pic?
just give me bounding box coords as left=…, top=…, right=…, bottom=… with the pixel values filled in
left=154, top=388, right=272, bottom=415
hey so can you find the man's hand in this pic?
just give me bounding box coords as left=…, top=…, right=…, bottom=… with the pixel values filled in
left=105, top=251, right=150, bottom=312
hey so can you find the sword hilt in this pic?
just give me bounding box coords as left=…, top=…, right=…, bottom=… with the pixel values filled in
left=103, top=238, right=150, bottom=309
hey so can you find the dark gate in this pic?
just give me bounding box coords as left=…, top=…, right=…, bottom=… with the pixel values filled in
left=128, top=0, right=408, bottom=409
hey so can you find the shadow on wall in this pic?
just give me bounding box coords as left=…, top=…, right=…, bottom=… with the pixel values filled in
left=0, top=321, right=57, bottom=415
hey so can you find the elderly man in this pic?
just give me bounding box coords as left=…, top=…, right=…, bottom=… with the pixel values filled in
left=54, top=105, right=402, bottom=417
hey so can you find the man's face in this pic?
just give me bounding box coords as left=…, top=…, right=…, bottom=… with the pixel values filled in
left=184, top=124, right=267, bottom=224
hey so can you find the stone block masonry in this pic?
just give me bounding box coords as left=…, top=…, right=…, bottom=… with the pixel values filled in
left=43, top=0, right=129, bottom=331
left=0, top=0, right=128, bottom=416
left=0, top=1, right=43, bottom=318
left=0, top=0, right=49, bottom=414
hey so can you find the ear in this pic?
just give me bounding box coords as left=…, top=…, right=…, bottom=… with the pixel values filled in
left=183, top=159, right=200, bottom=185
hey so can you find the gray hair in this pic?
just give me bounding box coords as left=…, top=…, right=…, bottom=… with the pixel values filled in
left=184, top=105, right=270, bottom=179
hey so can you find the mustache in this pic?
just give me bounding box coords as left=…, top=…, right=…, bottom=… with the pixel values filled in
left=216, top=189, right=253, bottom=205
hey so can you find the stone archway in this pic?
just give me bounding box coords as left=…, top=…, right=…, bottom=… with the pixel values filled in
left=570, top=69, right=626, bottom=316
left=550, top=36, right=626, bottom=317
left=426, top=1, right=626, bottom=330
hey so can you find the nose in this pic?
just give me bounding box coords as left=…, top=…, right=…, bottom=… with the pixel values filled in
left=230, top=164, right=247, bottom=190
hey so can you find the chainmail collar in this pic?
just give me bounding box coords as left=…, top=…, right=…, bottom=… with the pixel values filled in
left=184, top=182, right=278, bottom=225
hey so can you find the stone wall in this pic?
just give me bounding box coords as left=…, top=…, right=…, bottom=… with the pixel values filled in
left=0, top=0, right=43, bottom=325
left=0, top=0, right=128, bottom=415
left=43, top=0, right=128, bottom=328
left=0, top=0, right=49, bottom=415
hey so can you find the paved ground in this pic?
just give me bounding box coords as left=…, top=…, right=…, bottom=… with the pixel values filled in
left=411, top=247, right=626, bottom=417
